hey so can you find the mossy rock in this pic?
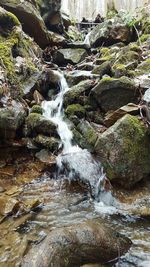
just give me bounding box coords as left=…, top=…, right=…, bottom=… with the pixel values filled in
left=92, top=61, right=112, bottom=76
left=95, top=114, right=150, bottom=187
left=25, top=113, right=57, bottom=137
left=0, top=7, right=20, bottom=36
left=65, top=104, right=86, bottom=119
left=135, top=58, right=150, bottom=76
left=139, top=34, right=150, bottom=43
left=34, top=134, right=60, bottom=152
left=31, top=105, right=43, bottom=115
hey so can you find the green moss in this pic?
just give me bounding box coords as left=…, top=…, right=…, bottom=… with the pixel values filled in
left=113, top=64, right=126, bottom=70
left=6, top=11, right=20, bottom=26
left=100, top=47, right=110, bottom=56
left=101, top=77, right=116, bottom=82
left=31, top=105, right=43, bottom=115
left=26, top=113, right=42, bottom=129
left=129, top=43, right=141, bottom=53
left=139, top=34, right=150, bottom=43
left=135, top=58, right=150, bottom=76
left=65, top=104, right=85, bottom=118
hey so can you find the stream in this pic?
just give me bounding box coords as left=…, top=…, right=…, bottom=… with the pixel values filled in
left=0, top=72, right=149, bottom=267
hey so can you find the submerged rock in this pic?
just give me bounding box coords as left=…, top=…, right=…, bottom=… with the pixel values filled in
left=95, top=114, right=150, bottom=187
left=90, top=76, right=138, bottom=112
left=22, top=221, right=131, bottom=267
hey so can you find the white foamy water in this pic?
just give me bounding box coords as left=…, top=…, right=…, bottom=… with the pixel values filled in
left=42, top=70, right=115, bottom=201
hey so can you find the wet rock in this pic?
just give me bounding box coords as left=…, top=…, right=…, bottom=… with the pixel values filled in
left=88, top=18, right=133, bottom=47
left=25, top=113, right=58, bottom=137
left=53, top=48, right=88, bottom=66
left=0, top=196, right=19, bottom=216
left=64, top=79, right=95, bottom=107
left=0, top=101, right=27, bottom=142
left=95, top=114, right=150, bottom=187
left=34, top=135, right=60, bottom=152
left=35, top=149, right=56, bottom=164
left=90, top=76, right=138, bottom=112
left=75, top=120, right=98, bottom=152
left=22, top=221, right=131, bottom=267
left=65, top=70, right=99, bottom=87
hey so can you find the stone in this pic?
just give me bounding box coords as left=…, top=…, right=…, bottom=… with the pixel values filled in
left=65, top=104, right=86, bottom=119
left=88, top=18, right=133, bottom=47
left=65, top=70, right=98, bottom=87
left=0, top=101, right=27, bottom=142
left=34, top=135, right=60, bottom=152
left=95, top=114, right=150, bottom=187
left=25, top=113, right=58, bottom=137
left=53, top=48, right=88, bottom=65
left=104, top=103, right=139, bottom=127
left=90, top=77, right=138, bottom=112
left=76, top=120, right=98, bottom=152
left=22, top=221, right=131, bottom=267
left=92, top=61, right=112, bottom=76
left=63, top=79, right=95, bottom=107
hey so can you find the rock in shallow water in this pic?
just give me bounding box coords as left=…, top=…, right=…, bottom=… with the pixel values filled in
left=22, top=221, right=131, bottom=267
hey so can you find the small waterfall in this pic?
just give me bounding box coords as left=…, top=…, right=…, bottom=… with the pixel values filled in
left=42, top=70, right=113, bottom=202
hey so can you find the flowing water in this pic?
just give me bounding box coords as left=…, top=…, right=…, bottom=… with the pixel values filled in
left=0, top=72, right=149, bottom=266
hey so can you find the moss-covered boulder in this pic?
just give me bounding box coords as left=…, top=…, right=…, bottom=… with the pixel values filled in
left=65, top=104, right=86, bottom=119
left=53, top=48, right=88, bottom=66
left=34, top=134, right=60, bottom=152
left=63, top=79, right=95, bottom=107
left=90, top=76, right=138, bottom=112
left=25, top=113, right=58, bottom=137
left=31, top=105, right=43, bottom=115
left=95, top=114, right=150, bottom=187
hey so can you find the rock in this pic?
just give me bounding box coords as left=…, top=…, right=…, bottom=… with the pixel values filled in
left=22, top=221, right=131, bottom=267
left=65, top=70, right=98, bottom=87
left=90, top=77, right=138, bottom=112
left=0, top=101, right=27, bottom=142
left=0, top=7, right=42, bottom=100
left=77, top=62, right=94, bottom=71
left=95, top=114, right=150, bottom=187
left=34, top=135, right=60, bottom=152
left=0, top=0, right=49, bottom=48
left=64, top=79, right=95, bottom=107
left=31, top=105, right=43, bottom=115
left=104, top=103, right=139, bottom=127
left=53, top=48, right=88, bottom=65
left=0, top=196, right=19, bottom=216
left=65, top=104, right=86, bottom=119
left=25, top=113, right=58, bottom=137
left=35, top=149, right=56, bottom=164
left=75, top=120, right=98, bottom=152
left=92, top=61, right=112, bottom=76
left=88, top=18, right=133, bottom=47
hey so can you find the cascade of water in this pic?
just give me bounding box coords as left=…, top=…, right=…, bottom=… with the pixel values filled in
left=42, top=70, right=114, bottom=202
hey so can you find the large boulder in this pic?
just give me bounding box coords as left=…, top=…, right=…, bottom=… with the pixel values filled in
left=95, top=114, right=150, bottom=187
left=90, top=77, right=138, bottom=112
left=88, top=18, right=133, bottom=47
left=22, top=221, right=131, bottom=267
left=0, top=0, right=64, bottom=48
left=53, top=48, right=88, bottom=66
